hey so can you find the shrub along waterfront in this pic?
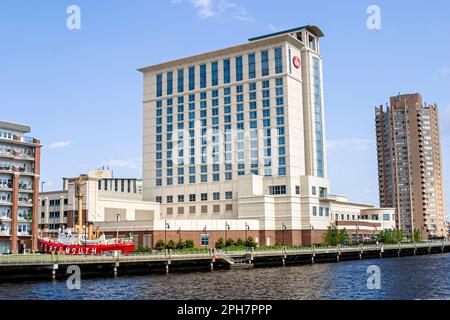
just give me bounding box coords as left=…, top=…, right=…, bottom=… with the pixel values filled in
left=134, top=228, right=426, bottom=254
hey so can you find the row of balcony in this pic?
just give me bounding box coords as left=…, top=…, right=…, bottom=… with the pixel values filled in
left=0, top=165, right=34, bottom=174
left=0, top=184, right=33, bottom=191
left=0, top=150, right=35, bottom=160
left=0, top=223, right=32, bottom=236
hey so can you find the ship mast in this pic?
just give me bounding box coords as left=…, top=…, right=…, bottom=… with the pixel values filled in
left=75, top=175, right=86, bottom=242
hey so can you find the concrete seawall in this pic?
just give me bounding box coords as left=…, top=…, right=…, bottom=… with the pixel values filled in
left=0, top=242, right=449, bottom=282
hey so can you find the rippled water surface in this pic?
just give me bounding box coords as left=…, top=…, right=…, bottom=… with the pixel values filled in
left=1, top=254, right=449, bottom=300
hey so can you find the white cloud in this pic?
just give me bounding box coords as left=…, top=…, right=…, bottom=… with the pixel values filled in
left=191, top=0, right=215, bottom=18
left=327, top=139, right=375, bottom=151
left=172, top=0, right=252, bottom=21
left=437, top=67, right=450, bottom=77
left=47, top=141, right=73, bottom=149
left=103, top=157, right=141, bottom=171
left=268, top=23, right=279, bottom=32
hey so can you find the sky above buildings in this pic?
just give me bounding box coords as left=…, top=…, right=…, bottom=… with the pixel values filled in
left=0, top=0, right=449, bottom=212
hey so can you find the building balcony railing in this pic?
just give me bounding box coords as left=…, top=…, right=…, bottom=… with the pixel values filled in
left=0, top=150, right=13, bottom=157
left=17, top=231, right=31, bottom=236
left=18, top=185, right=33, bottom=191
left=18, top=199, right=33, bottom=205
left=0, top=231, right=11, bottom=236
left=19, top=136, right=35, bottom=144
left=18, top=215, right=32, bottom=221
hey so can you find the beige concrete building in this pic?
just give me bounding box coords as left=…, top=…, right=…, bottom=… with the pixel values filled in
left=376, top=93, right=447, bottom=239
left=137, top=25, right=395, bottom=246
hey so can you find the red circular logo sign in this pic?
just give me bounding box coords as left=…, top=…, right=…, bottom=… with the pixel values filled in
left=293, top=56, right=301, bottom=69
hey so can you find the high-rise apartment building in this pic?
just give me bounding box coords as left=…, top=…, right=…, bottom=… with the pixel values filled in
left=375, top=93, right=447, bottom=239
left=0, top=121, right=41, bottom=253
left=137, top=26, right=395, bottom=246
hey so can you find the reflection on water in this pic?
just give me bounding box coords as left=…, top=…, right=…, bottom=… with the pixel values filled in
left=1, top=253, right=449, bottom=300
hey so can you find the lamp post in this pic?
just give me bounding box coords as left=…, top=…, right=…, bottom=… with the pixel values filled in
left=356, top=225, right=360, bottom=245
left=225, top=222, right=230, bottom=243
left=84, top=221, right=87, bottom=255
left=177, top=227, right=181, bottom=243
left=203, top=225, right=207, bottom=248
left=115, top=213, right=120, bottom=243
left=164, top=220, right=170, bottom=248
left=282, top=222, right=287, bottom=246
left=310, top=225, right=314, bottom=247
left=245, top=222, right=249, bottom=242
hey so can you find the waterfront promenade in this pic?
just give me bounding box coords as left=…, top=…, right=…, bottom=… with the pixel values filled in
left=1, top=241, right=449, bottom=281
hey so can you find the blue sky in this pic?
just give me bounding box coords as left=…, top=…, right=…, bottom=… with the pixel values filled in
left=0, top=0, right=449, bottom=212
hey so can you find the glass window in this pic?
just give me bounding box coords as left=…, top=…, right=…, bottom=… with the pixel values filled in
left=156, top=74, right=162, bottom=97
left=261, top=50, right=269, bottom=76
left=223, top=59, right=230, bottom=84
left=200, top=64, right=207, bottom=88
left=177, top=68, right=184, bottom=93
left=189, top=66, right=195, bottom=91
left=200, top=234, right=209, bottom=246
left=211, top=61, right=218, bottom=86
left=167, top=71, right=173, bottom=95
left=248, top=53, right=256, bottom=79
left=275, top=47, right=283, bottom=74
left=235, top=56, right=243, bottom=81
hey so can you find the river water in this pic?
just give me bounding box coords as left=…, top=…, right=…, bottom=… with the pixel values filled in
left=1, top=253, right=449, bottom=300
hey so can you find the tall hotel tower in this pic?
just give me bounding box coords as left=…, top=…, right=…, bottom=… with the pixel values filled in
left=0, top=121, right=41, bottom=253
left=375, top=93, right=447, bottom=239
left=139, top=26, right=394, bottom=246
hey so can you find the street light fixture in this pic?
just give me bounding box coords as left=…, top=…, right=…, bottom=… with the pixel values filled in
left=115, top=213, right=120, bottom=243
left=164, top=220, right=170, bottom=248
left=203, top=225, right=208, bottom=248
left=356, top=225, right=360, bottom=245
left=282, top=222, right=287, bottom=246
left=225, top=222, right=230, bottom=243
left=245, top=222, right=250, bottom=241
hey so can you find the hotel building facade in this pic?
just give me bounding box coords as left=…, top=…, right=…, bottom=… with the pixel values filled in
left=0, top=121, right=41, bottom=254
left=138, top=26, right=395, bottom=246
left=375, top=93, right=447, bottom=239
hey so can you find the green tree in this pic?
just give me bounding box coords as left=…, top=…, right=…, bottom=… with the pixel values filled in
left=176, top=239, right=185, bottom=249
left=225, top=238, right=235, bottom=247
left=184, top=240, right=195, bottom=248
left=215, top=237, right=225, bottom=249
left=413, top=229, right=422, bottom=243
left=245, top=236, right=257, bottom=248
left=378, top=230, right=392, bottom=244
left=236, top=238, right=244, bottom=246
left=393, top=229, right=404, bottom=243
left=337, top=228, right=349, bottom=245
left=155, top=239, right=165, bottom=251
left=167, top=239, right=176, bottom=250
left=323, top=225, right=338, bottom=246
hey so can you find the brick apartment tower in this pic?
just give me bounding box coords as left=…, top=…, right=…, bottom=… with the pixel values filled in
left=375, top=93, right=447, bottom=239
left=0, top=121, right=41, bottom=253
